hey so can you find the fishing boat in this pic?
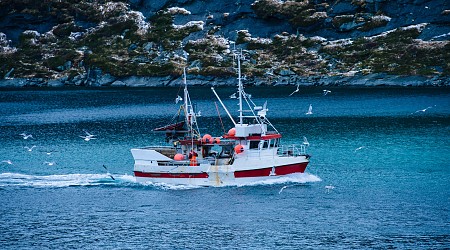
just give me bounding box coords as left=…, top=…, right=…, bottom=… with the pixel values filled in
left=131, top=53, right=310, bottom=186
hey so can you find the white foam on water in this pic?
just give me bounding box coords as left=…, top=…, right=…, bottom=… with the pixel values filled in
left=0, top=172, right=321, bottom=189
left=135, top=173, right=322, bottom=190
left=0, top=172, right=133, bottom=188
left=237, top=173, right=322, bottom=187
left=118, top=174, right=137, bottom=183
left=138, top=181, right=204, bottom=190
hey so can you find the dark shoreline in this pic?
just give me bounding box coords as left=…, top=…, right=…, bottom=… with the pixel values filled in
left=1, top=73, right=449, bottom=88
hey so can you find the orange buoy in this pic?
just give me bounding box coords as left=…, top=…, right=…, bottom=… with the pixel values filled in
left=228, top=128, right=236, bottom=136
left=234, top=144, right=244, bottom=154
left=202, top=134, right=212, bottom=143
left=214, top=137, right=221, bottom=144
left=174, top=153, right=184, bottom=161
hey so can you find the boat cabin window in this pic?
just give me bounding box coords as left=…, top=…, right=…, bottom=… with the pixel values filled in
left=220, top=145, right=233, bottom=158
left=250, top=140, right=269, bottom=149
left=270, top=139, right=280, bottom=148
left=249, top=141, right=259, bottom=149
left=202, top=144, right=233, bottom=158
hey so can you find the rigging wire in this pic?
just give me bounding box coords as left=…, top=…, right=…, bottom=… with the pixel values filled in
left=214, top=101, right=226, bottom=134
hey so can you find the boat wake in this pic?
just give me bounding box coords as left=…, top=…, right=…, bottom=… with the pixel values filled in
left=0, top=172, right=321, bottom=190
left=139, top=173, right=322, bottom=190
left=0, top=172, right=135, bottom=188
left=237, top=173, right=322, bottom=187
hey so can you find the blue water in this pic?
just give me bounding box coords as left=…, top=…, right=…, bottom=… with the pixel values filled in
left=0, top=87, right=449, bottom=249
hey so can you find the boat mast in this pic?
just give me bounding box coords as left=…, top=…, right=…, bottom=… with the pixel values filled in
left=183, top=68, right=200, bottom=143
left=237, top=53, right=243, bottom=125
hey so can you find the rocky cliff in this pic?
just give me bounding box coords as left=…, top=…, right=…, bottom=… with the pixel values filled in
left=0, top=0, right=449, bottom=87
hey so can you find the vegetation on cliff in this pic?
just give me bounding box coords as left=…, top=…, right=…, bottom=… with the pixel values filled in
left=0, top=0, right=449, bottom=85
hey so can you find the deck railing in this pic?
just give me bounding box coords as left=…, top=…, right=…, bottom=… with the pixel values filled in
left=277, top=144, right=307, bottom=157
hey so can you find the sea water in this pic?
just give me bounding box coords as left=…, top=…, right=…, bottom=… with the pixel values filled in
left=0, top=87, right=449, bottom=249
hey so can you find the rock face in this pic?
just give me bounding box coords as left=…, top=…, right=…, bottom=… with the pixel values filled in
left=0, top=0, right=449, bottom=87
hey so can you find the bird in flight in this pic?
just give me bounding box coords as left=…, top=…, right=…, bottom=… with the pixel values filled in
left=323, top=89, right=331, bottom=96
left=414, top=106, right=433, bottom=113
left=80, top=130, right=96, bottom=141
left=1, top=160, right=13, bottom=165
left=289, top=84, right=300, bottom=96
left=325, top=185, right=335, bottom=193
left=278, top=185, right=288, bottom=194
left=24, top=146, right=36, bottom=152
left=20, top=133, right=33, bottom=139
left=303, top=136, right=310, bottom=147
left=306, top=104, right=313, bottom=115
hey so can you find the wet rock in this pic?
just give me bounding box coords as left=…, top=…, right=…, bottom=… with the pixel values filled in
left=111, top=80, right=127, bottom=87
left=91, top=73, right=117, bottom=86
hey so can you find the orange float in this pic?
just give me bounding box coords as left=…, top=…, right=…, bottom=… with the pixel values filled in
left=214, top=137, right=221, bottom=144
left=234, top=144, right=244, bottom=154
left=228, top=128, right=236, bottom=136
left=202, top=134, right=212, bottom=143
left=174, top=153, right=184, bottom=161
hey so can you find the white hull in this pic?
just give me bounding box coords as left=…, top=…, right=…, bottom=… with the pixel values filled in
left=134, top=174, right=303, bottom=187
left=132, top=147, right=309, bottom=187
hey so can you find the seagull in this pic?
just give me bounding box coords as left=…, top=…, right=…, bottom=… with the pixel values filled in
left=229, top=93, right=237, bottom=99
left=43, top=161, right=56, bottom=166
left=354, top=146, right=366, bottom=152
left=103, top=165, right=116, bottom=180
left=24, top=146, right=36, bottom=152
left=414, top=106, right=433, bottom=113
left=306, top=104, right=313, bottom=115
left=303, top=136, right=310, bottom=147
left=1, top=160, right=13, bottom=165
left=80, top=130, right=96, bottom=141
left=83, top=130, right=96, bottom=137
left=279, top=185, right=288, bottom=194
left=325, top=185, right=335, bottom=193
left=80, top=135, right=96, bottom=141
left=19, top=133, right=33, bottom=139
left=196, top=111, right=202, bottom=117
left=323, top=89, right=331, bottom=96
left=289, top=84, right=300, bottom=96
left=175, top=95, right=183, bottom=104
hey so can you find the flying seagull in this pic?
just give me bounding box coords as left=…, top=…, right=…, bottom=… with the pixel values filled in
left=279, top=185, right=288, bottom=194
left=1, top=160, right=13, bottom=165
left=19, top=133, right=33, bottom=139
left=414, top=106, right=433, bottom=113
left=175, top=95, right=183, bottom=104
left=323, top=89, right=331, bottom=96
left=325, top=185, right=335, bottom=193
left=306, top=104, right=313, bottom=115
left=103, top=165, right=116, bottom=180
left=289, top=84, right=300, bottom=96
left=24, top=146, right=36, bottom=152
left=43, top=161, right=56, bottom=166
left=80, top=130, right=96, bottom=141
left=303, top=136, right=310, bottom=147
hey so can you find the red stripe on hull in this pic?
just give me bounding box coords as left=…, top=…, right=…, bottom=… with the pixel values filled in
left=134, top=171, right=208, bottom=178
left=234, top=162, right=308, bottom=178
